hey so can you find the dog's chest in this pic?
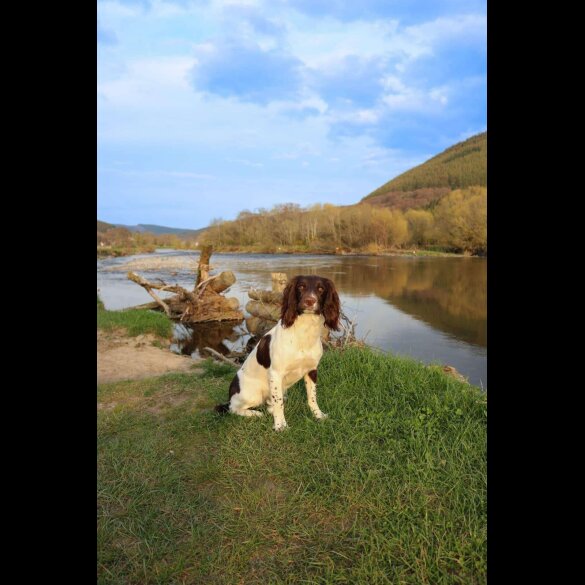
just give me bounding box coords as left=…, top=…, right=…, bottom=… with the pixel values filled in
left=281, top=348, right=320, bottom=387
left=278, top=326, right=322, bottom=382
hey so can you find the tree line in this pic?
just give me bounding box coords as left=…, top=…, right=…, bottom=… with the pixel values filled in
left=200, top=186, right=487, bottom=255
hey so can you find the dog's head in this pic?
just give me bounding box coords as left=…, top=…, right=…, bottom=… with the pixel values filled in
left=281, top=275, right=340, bottom=330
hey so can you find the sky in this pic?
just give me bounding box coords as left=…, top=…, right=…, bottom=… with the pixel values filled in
left=97, top=0, right=486, bottom=230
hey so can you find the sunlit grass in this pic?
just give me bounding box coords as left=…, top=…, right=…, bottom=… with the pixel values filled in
left=98, top=348, right=486, bottom=584
left=97, top=294, right=173, bottom=338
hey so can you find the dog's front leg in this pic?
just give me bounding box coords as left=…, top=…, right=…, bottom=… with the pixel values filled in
left=268, top=370, right=288, bottom=431
left=304, top=369, right=328, bottom=420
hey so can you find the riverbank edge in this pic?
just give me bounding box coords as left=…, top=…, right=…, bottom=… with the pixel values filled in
left=98, top=247, right=479, bottom=259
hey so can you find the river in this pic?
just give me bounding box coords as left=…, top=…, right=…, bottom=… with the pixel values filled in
left=97, top=250, right=487, bottom=389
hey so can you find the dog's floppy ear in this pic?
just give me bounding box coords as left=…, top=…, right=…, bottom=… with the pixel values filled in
left=281, top=276, right=300, bottom=328
left=322, top=278, right=340, bottom=331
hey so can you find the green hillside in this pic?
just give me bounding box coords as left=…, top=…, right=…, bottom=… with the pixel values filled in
left=361, top=132, right=486, bottom=210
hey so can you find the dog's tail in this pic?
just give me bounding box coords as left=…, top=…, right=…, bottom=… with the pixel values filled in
left=214, top=402, right=231, bottom=414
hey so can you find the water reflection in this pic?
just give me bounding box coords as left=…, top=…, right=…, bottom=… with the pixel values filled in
left=222, top=255, right=486, bottom=348
left=170, top=321, right=248, bottom=359
left=331, top=257, right=487, bottom=348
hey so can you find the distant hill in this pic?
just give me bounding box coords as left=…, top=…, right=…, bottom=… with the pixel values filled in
left=110, top=223, right=207, bottom=239
left=361, top=132, right=486, bottom=210
left=97, top=220, right=115, bottom=232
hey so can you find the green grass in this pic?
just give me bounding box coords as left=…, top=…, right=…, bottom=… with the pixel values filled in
left=97, top=295, right=173, bottom=338
left=98, top=347, right=487, bottom=584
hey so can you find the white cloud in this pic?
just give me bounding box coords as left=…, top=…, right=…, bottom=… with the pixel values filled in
left=380, top=83, right=452, bottom=113
left=288, top=18, right=400, bottom=69
left=98, top=1, right=144, bottom=20
left=404, top=14, right=487, bottom=46
left=226, top=158, right=264, bottom=168
left=98, top=56, right=194, bottom=107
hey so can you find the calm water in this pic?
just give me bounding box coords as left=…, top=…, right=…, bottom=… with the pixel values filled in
left=97, top=250, right=487, bottom=388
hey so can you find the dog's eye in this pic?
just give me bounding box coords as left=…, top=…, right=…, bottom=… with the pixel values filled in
left=297, top=284, right=305, bottom=290
left=318, top=286, right=324, bottom=293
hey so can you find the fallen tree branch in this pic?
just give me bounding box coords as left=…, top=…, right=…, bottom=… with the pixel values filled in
left=147, top=289, right=171, bottom=316
left=195, top=274, right=219, bottom=291
left=127, top=271, right=242, bottom=322
left=127, top=272, right=197, bottom=302
left=127, top=272, right=172, bottom=316
left=203, top=347, right=238, bottom=366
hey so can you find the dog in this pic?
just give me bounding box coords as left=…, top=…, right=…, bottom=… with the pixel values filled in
left=215, top=275, right=340, bottom=431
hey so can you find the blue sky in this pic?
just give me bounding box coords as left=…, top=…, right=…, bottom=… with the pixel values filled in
left=97, top=0, right=486, bottom=229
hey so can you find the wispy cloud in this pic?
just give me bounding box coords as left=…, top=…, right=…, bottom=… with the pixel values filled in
left=225, top=157, right=264, bottom=168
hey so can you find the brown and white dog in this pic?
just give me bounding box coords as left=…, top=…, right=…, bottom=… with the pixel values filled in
left=215, top=275, right=340, bottom=431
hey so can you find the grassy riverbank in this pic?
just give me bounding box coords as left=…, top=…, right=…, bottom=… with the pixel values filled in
left=97, top=295, right=173, bottom=338
left=98, top=346, right=486, bottom=584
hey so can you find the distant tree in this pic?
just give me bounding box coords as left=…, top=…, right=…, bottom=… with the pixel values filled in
left=432, top=187, right=487, bottom=254
left=405, top=209, right=435, bottom=246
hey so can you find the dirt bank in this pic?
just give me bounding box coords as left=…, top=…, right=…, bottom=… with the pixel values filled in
left=97, top=329, right=201, bottom=384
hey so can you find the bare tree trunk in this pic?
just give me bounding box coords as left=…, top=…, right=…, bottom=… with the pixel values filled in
left=271, top=273, right=288, bottom=292
left=196, top=245, right=213, bottom=288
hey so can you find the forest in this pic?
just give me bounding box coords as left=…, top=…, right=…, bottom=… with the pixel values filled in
left=200, top=186, right=487, bottom=256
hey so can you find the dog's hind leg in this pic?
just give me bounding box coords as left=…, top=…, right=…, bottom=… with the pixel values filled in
left=229, top=389, right=264, bottom=417
left=232, top=408, right=264, bottom=417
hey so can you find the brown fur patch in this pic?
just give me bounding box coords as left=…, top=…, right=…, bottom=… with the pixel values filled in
left=308, top=369, right=317, bottom=383
left=256, top=334, right=272, bottom=368
left=228, top=373, right=241, bottom=398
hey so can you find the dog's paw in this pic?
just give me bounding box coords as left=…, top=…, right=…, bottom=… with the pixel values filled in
left=273, top=420, right=288, bottom=432
left=315, top=412, right=328, bottom=421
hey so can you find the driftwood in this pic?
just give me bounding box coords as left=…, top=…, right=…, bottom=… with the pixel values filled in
left=196, top=245, right=212, bottom=288
left=203, top=347, right=238, bottom=366
left=176, top=293, right=243, bottom=323
left=271, top=273, right=288, bottom=292
left=127, top=272, right=196, bottom=316
left=206, top=271, right=236, bottom=294
left=245, top=316, right=275, bottom=338
left=248, top=289, right=283, bottom=303
left=128, top=272, right=197, bottom=300
left=244, top=273, right=286, bottom=336
left=245, top=300, right=282, bottom=322
left=127, top=246, right=243, bottom=324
